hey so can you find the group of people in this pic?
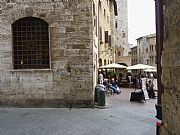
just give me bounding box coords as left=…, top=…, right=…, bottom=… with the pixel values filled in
left=131, top=73, right=156, bottom=99
left=98, top=72, right=121, bottom=94
left=99, top=72, right=156, bottom=99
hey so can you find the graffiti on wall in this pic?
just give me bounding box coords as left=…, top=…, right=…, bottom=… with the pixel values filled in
left=55, top=65, right=71, bottom=80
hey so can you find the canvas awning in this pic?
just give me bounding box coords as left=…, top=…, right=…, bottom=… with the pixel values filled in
left=127, top=64, right=156, bottom=70
left=99, top=63, right=126, bottom=69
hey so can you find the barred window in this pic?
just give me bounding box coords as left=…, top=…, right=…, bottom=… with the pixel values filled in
left=12, top=17, right=50, bottom=69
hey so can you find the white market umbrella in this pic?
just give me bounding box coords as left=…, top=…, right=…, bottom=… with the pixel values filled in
left=127, top=64, right=156, bottom=70
left=99, top=63, right=126, bottom=69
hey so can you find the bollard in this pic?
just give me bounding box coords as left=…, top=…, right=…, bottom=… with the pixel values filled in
left=96, top=84, right=106, bottom=109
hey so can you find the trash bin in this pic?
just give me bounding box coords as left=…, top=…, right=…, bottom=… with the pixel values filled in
left=95, top=84, right=106, bottom=109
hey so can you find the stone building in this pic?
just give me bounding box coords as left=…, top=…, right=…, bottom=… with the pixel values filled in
left=98, top=0, right=130, bottom=67
left=130, top=46, right=137, bottom=66
left=159, top=0, right=180, bottom=134
left=148, top=34, right=156, bottom=67
left=115, top=0, right=129, bottom=56
left=98, top=0, right=117, bottom=66
left=0, top=0, right=98, bottom=107
left=136, top=34, right=156, bottom=66
left=136, top=36, right=150, bottom=65
left=114, top=0, right=130, bottom=66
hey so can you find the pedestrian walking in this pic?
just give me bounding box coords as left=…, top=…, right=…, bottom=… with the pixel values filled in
left=141, top=74, right=149, bottom=100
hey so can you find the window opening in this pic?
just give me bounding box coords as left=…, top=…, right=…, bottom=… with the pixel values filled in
left=12, top=17, right=50, bottom=69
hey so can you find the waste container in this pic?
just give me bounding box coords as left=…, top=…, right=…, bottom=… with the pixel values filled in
left=95, top=84, right=106, bottom=109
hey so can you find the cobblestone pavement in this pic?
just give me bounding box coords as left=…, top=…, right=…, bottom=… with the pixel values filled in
left=0, top=88, right=157, bottom=135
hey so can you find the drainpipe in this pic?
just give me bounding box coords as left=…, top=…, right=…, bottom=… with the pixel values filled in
left=155, top=0, right=164, bottom=134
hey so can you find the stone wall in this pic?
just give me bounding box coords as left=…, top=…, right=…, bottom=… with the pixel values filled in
left=137, top=36, right=149, bottom=64
left=130, top=46, right=137, bottom=65
left=115, top=0, right=129, bottom=56
left=161, top=0, right=180, bottom=134
left=115, top=47, right=131, bottom=66
left=0, top=0, right=94, bottom=107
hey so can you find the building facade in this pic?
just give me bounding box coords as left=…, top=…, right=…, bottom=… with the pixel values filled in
left=148, top=34, right=156, bottom=66
left=92, top=0, right=99, bottom=97
left=114, top=0, right=130, bottom=66
left=98, top=0, right=117, bottom=67
left=0, top=0, right=98, bottom=107
left=136, top=34, right=156, bottom=66
left=130, top=46, right=138, bottom=65
left=115, top=0, right=129, bottom=56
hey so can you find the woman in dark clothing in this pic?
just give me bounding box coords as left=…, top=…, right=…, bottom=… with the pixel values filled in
left=132, top=75, right=138, bottom=90
left=146, top=80, right=156, bottom=98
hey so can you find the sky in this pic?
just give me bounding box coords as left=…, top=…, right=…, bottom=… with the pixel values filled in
left=127, top=0, right=156, bottom=46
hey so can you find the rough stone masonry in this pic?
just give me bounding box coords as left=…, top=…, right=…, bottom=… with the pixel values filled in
left=161, top=0, right=180, bottom=134
left=0, top=0, right=95, bottom=107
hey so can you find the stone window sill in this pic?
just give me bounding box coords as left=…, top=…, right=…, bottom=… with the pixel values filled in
left=10, top=69, right=52, bottom=72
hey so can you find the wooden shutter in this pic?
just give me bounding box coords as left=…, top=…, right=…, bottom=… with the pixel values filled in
left=108, top=35, right=111, bottom=46
left=105, top=31, right=108, bottom=43
left=100, top=27, right=102, bottom=41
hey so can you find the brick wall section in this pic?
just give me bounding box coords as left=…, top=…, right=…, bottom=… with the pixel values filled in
left=0, top=0, right=94, bottom=107
left=161, top=0, right=180, bottom=134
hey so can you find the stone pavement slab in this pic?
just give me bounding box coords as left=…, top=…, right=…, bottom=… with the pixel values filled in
left=0, top=88, right=157, bottom=135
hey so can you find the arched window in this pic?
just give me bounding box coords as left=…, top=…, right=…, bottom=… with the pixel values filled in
left=104, top=59, right=106, bottom=65
left=12, top=17, right=50, bottom=69
left=118, top=51, right=121, bottom=56
left=99, top=58, right=102, bottom=67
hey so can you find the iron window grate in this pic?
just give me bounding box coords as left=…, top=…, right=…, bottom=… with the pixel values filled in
left=12, top=17, right=50, bottom=69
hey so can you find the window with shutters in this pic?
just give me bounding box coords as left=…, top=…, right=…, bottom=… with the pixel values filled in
left=108, top=35, right=111, bottom=47
left=100, top=27, right=102, bottom=41
left=118, top=51, right=121, bottom=56
left=105, top=31, right=108, bottom=43
left=99, top=58, right=102, bottom=67
left=104, top=59, right=106, bottom=65
left=115, top=21, right=118, bottom=28
left=93, top=2, right=95, bottom=16
left=104, top=9, right=106, bottom=18
left=12, top=17, right=50, bottom=69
